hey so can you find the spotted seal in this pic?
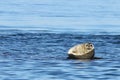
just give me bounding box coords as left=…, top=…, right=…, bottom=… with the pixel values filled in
left=68, top=43, right=95, bottom=59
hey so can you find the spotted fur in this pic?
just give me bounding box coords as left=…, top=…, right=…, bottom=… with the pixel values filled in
left=68, top=43, right=94, bottom=59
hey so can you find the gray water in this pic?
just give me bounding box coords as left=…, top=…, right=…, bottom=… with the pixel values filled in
left=0, top=0, right=120, bottom=80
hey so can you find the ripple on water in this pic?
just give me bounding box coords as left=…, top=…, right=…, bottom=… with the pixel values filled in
left=0, top=30, right=120, bottom=80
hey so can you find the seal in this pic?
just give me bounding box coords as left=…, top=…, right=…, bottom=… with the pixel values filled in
left=68, top=43, right=95, bottom=59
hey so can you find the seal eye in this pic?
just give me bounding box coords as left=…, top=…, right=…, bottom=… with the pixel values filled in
left=85, top=44, right=89, bottom=48
left=90, top=44, right=93, bottom=47
left=85, top=43, right=91, bottom=47
left=85, top=44, right=88, bottom=47
left=87, top=43, right=93, bottom=47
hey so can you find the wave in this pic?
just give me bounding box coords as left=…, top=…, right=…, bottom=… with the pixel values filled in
left=0, top=29, right=119, bottom=60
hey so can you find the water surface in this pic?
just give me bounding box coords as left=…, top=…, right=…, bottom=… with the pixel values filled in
left=0, top=30, right=120, bottom=80
left=0, top=0, right=120, bottom=80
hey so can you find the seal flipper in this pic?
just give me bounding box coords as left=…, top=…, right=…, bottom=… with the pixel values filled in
left=67, top=54, right=79, bottom=59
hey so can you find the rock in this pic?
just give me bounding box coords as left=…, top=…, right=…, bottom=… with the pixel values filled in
left=68, top=43, right=95, bottom=59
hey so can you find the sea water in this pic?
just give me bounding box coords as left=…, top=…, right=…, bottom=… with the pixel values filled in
left=0, top=0, right=120, bottom=80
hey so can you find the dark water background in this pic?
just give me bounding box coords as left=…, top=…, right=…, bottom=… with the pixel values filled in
left=0, top=30, right=120, bottom=80
left=0, top=0, right=120, bottom=80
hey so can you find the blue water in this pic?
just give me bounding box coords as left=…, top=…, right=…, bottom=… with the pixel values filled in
left=0, top=0, right=120, bottom=80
